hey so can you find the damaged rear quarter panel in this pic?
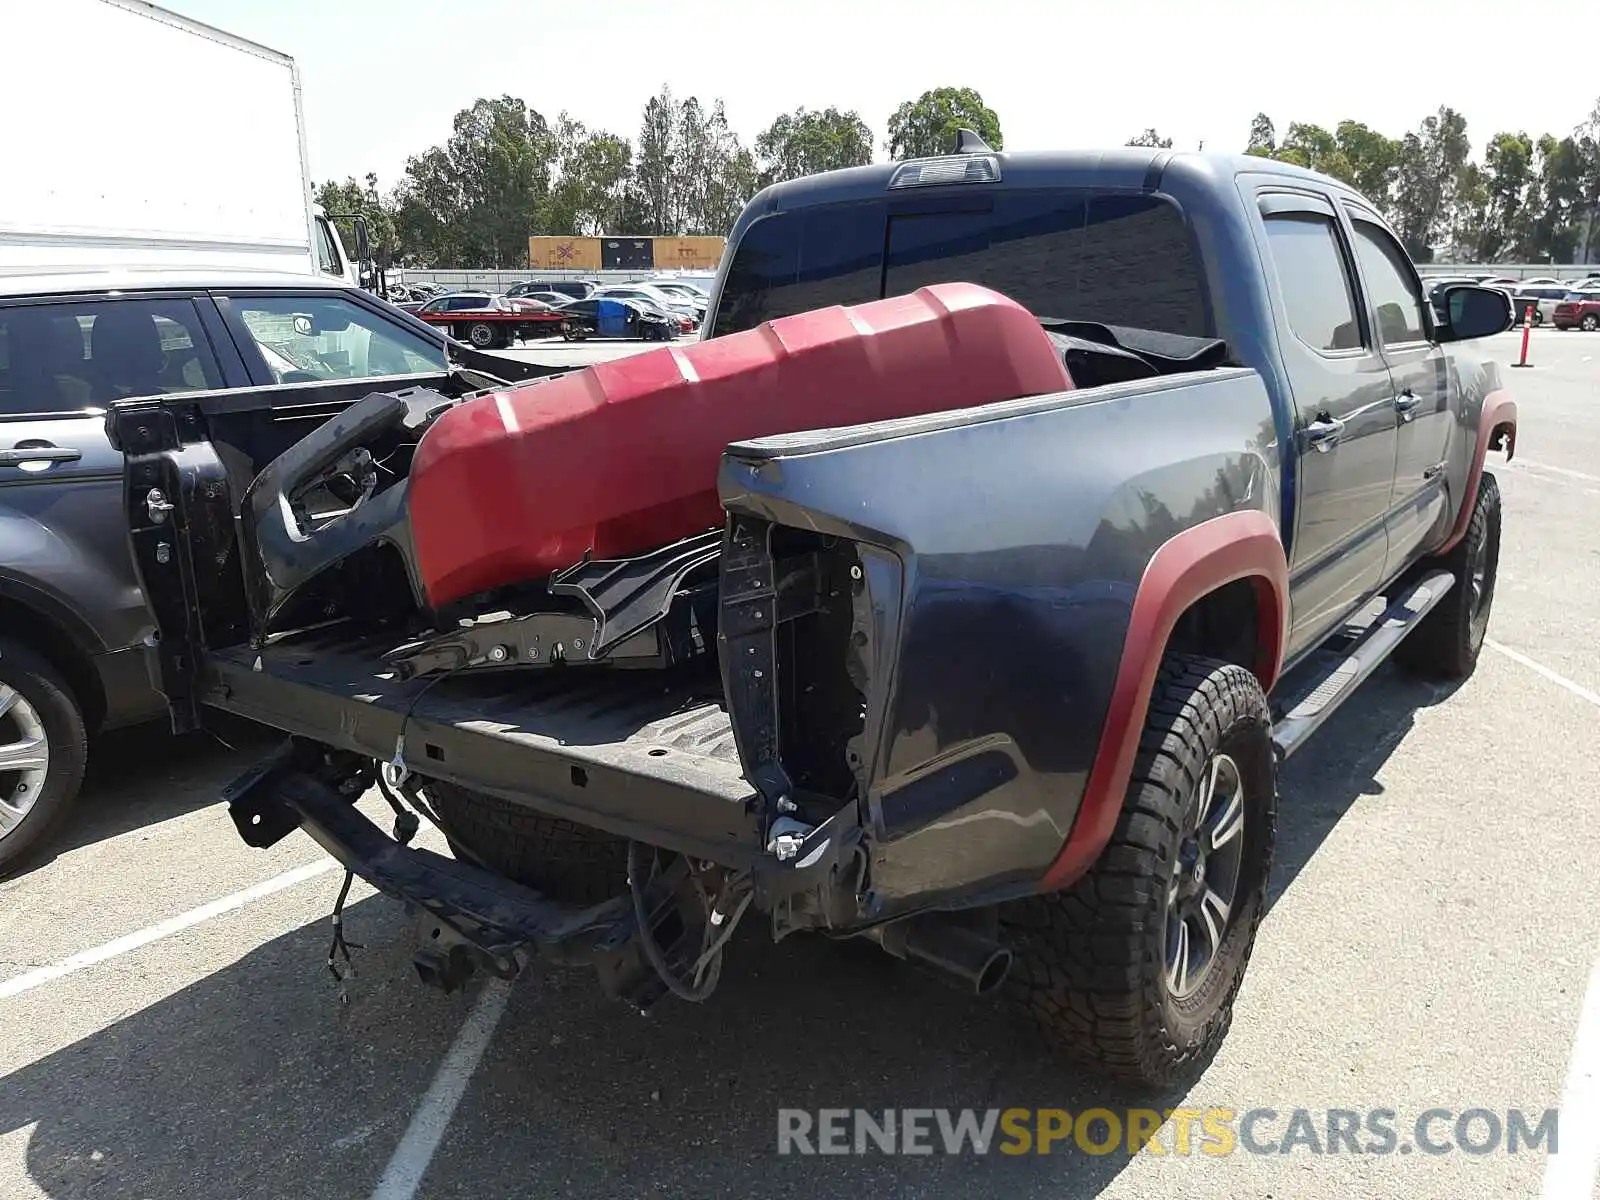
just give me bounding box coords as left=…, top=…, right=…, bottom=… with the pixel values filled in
left=719, top=368, right=1283, bottom=912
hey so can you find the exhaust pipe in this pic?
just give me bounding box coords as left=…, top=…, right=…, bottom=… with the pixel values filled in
left=868, top=914, right=1013, bottom=996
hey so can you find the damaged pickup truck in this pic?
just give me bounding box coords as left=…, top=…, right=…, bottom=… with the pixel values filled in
left=109, top=144, right=1517, bottom=1086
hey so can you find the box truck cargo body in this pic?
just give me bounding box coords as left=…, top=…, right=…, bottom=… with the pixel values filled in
left=2, top=0, right=358, bottom=282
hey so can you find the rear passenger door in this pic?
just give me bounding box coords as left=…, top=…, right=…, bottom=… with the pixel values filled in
left=0, top=295, right=236, bottom=652
left=1343, top=209, right=1452, bottom=575
left=1255, top=192, right=1398, bottom=653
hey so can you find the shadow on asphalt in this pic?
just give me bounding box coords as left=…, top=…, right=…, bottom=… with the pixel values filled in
left=1271, top=661, right=1463, bottom=909
left=12, top=715, right=279, bottom=875
left=1, top=895, right=1170, bottom=1200
left=1, top=663, right=1463, bottom=1199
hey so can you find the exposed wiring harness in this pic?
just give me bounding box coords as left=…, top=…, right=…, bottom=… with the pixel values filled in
left=627, top=840, right=754, bottom=1003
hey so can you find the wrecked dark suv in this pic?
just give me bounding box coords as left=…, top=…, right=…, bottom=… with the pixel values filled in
left=110, top=144, right=1516, bottom=1085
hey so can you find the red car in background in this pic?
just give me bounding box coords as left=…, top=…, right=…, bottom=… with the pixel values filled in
left=1553, top=294, right=1600, bottom=331
left=412, top=291, right=564, bottom=348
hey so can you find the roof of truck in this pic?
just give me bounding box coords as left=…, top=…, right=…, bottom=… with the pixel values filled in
left=733, top=147, right=1358, bottom=226
left=0, top=269, right=353, bottom=300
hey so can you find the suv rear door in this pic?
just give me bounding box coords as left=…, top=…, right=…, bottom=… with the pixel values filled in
left=0, top=293, right=240, bottom=656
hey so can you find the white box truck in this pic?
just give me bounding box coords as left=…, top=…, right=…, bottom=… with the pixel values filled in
left=1, top=0, right=368, bottom=284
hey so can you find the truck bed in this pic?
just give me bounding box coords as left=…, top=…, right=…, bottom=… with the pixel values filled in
left=204, top=623, right=763, bottom=863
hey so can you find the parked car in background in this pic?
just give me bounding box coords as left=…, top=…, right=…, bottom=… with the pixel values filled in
left=1553, top=294, right=1600, bottom=330
left=414, top=291, right=564, bottom=348
left=646, top=280, right=712, bottom=307
left=507, top=279, right=593, bottom=302
left=592, top=283, right=704, bottom=326
left=515, top=291, right=579, bottom=308
left=1507, top=284, right=1572, bottom=325
left=556, top=296, right=679, bottom=341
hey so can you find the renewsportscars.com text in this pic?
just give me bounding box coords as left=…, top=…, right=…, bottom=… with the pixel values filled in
left=776, top=1107, right=1559, bottom=1157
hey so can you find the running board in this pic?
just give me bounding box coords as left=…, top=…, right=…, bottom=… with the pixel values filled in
left=1270, top=569, right=1456, bottom=760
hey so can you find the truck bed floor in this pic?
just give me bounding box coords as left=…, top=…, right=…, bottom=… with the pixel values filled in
left=205, top=623, right=761, bottom=861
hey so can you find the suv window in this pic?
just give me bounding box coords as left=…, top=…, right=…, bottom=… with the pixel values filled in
left=1349, top=219, right=1427, bottom=345
left=0, top=298, right=222, bottom=415
left=711, top=191, right=1208, bottom=339
left=228, top=294, right=446, bottom=383
left=1262, top=213, right=1362, bottom=353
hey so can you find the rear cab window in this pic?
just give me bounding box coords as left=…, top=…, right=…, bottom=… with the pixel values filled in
left=710, top=189, right=1209, bottom=339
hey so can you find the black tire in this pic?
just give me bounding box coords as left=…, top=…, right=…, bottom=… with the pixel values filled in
left=0, top=638, right=88, bottom=877
left=1393, top=471, right=1501, bottom=680
left=1001, top=654, right=1276, bottom=1087
left=426, top=781, right=627, bottom=906
left=465, top=322, right=497, bottom=349
left=1582, top=314, right=1599, bottom=332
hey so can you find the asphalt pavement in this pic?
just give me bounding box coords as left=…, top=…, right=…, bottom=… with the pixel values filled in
left=2, top=328, right=1599, bottom=1199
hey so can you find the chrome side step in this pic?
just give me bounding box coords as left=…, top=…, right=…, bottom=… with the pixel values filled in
left=1270, top=569, right=1456, bottom=761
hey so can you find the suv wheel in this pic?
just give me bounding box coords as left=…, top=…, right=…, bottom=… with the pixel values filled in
left=1001, top=654, right=1276, bottom=1086
left=1582, top=314, right=1599, bottom=332
left=0, top=638, right=88, bottom=876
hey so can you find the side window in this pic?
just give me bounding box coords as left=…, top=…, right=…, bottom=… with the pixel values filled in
left=0, top=298, right=221, bottom=415
left=228, top=294, right=446, bottom=383
left=1261, top=213, right=1363, bottom=353
left=1349, top=219, right=1428, bottom=345
left=314, top=218, right=343, bottom=277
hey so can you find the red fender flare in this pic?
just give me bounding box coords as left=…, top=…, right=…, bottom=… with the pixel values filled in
left=1436, top=390, right=1517, bottom=555
left=1040, top=509, right=1288, bottom=893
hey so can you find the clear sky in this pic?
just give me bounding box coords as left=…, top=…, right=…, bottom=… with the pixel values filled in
left=169, top=0, right=1595, bottom=188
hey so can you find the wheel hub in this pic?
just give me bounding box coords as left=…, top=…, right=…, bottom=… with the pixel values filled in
left=1165, top=753, right=1246, bottom=999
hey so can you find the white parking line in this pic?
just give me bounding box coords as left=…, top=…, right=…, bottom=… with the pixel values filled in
left=0, top=858, right=336, bottom=1000
left=1485, top=639, right=1600, bottom=1198
left=1542, top=953, right=1600, bottom=1200
left=1486, top=640, right=1600, bottom=708
left=1501, top=459, right=1600, bottom=488
left=370, top=978, right=512, bottom=1200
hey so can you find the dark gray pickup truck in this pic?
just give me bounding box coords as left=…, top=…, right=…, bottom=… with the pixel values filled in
left=109, top=144, right=1516, bottom=1086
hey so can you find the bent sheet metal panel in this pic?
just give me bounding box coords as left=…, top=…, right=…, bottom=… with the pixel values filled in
left=720, top=367, right=1282, bottom=909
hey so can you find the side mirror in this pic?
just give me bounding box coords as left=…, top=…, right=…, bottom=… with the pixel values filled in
left=1439, top=285, right=1513, bottom=342
left=352, top=218, right=373, bottom=264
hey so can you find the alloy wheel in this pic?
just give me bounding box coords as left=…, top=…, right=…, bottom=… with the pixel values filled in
left=0, top=684, right=50, bottom=842
left=1165, top=753, right=1246, bottom=999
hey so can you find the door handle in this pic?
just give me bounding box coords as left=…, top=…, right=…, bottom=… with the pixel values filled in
left=1393, top=390, right=1420, bottom=419
left=1304, top=416, right=1345, bottom=451
left=0, top=446, right=82, bottom=467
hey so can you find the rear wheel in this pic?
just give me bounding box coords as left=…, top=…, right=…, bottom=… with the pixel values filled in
left=465, top=321, right=497, bottom=349
left=1582, top=314, right=1599, bottom=332
left=0, top=639, right=88, bottom=877
left=426, top=781, right=627, bottom=905
left=1001, top=654, right=1276, bottom=1086
left=1394, top=472, right=1501, bottom=680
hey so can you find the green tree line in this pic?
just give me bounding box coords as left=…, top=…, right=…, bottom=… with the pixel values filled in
left=316, top=86, right=1002, bottom=270
left=1231, top=103, right=1600, bottom=263
left=321, top=88, right=1600, bottom=271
